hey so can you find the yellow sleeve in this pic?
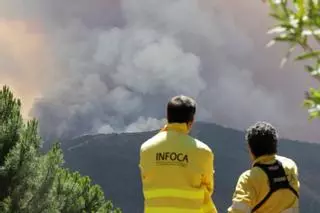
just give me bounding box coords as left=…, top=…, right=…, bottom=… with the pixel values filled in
left=228, top=171, right=255, bottom=213
left=139, top=149, right=146, bottom=181
left=202, top=151, right=218, bottom=213
left=202, top=151, right=214, bottom=194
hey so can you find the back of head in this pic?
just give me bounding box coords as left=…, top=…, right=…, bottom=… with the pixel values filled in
left=167, top=95, right=196, bottom=124
left=246, top=121, right=278, bottom=158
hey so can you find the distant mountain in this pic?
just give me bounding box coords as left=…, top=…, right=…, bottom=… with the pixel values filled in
left=58, top=122, right=320, bottom=213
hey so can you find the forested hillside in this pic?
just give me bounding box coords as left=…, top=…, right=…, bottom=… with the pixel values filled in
left=60, top=122, right=320, bottom=213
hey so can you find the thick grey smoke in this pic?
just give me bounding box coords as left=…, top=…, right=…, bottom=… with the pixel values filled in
left=0, top=0, right=319, bottom=142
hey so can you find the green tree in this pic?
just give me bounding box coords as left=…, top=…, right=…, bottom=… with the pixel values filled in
left=0, top=85, right=121, bottom=213
left=54, top=169, right=120, bottom=213
left=265, top=0, right=320, bottom=119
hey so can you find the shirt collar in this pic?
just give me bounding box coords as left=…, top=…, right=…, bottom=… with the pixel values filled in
left=252, top=154, right=276, bottom=167
left=160, top=123, right=190, bottom=134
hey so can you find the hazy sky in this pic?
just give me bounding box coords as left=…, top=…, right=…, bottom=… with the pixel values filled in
left=0, top=0, right=319, bottom=142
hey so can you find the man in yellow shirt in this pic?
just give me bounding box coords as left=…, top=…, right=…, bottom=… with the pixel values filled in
left=139, top=95, right=217, bottom=213
left=228, top=121, right=300, bottom=213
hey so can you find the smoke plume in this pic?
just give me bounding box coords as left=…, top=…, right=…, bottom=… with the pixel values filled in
left=0, top=0, right=319, bottom=142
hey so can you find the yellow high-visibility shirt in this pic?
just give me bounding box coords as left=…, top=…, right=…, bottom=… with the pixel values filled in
left=228, top=155, right=300, bottom=213
left=139, top=123, right=217, bottom=213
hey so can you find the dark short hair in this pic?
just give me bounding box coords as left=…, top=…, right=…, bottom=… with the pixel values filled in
left=167, top=95, right=196, bottom=123
left=245, top=121, right=278, bottom=158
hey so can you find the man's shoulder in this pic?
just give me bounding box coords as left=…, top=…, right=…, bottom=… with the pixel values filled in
left=276, top=155, right=297, bottom=167
left=276, top=155, right=298, bottom=174
left=193, top=138, right=212, bottom=153
left=238, top=168, right=269, bottom=187
left=236, top=169, right=254, bottom=185
left=140, top=131, right=166, bottom=152
left=241, top=169, right=252, bottom=177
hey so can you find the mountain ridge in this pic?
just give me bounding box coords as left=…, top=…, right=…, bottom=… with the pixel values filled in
left=67, top=121, right=319, bottom=144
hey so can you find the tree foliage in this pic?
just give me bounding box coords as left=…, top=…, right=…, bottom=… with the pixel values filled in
left=0, top=85, right=121, bottom=213
left=265, top=0, right=320, bottom=119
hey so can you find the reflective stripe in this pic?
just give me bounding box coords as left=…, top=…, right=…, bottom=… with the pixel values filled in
left=145, top=207, right=201, bottom=213
left=144, top=188, right=204, bottom=200
left=145, top=197, right=202, bottom=209
left=282, top=208, right=299, bottom=213
left=229, top=201, right=251, bottom=213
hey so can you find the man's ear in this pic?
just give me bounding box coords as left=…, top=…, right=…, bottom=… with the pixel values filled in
left=187, top=118, right=194, bottom=130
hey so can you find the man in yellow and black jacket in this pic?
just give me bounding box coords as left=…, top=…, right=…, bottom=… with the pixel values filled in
left=139, top=95, right=217, bottom=213
left=228, top=122, right=300, bottom=213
